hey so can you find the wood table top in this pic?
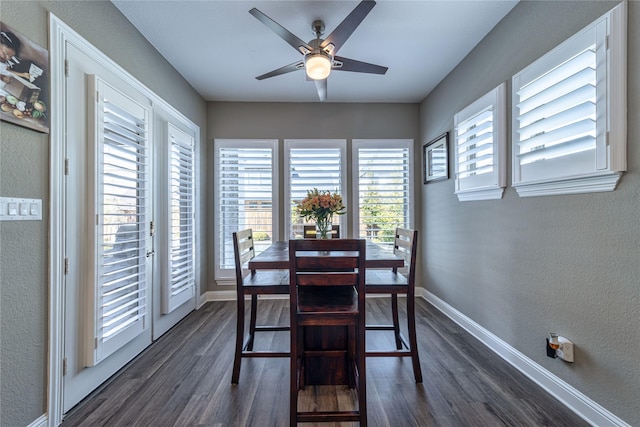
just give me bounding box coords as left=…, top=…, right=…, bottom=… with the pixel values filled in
left=248, top=240, right=403, bottom=270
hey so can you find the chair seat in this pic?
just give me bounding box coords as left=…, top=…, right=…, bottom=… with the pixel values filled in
left=243, top=270, right=290, bottom=293
left=365, top=270, right=408, bottom=290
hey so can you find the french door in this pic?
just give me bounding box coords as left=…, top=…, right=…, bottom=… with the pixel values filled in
left=62, top=40, right=196, bottom=412
left=62, top=42, right=154, bottom=411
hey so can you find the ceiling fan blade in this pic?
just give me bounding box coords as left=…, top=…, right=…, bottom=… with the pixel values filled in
left=333, top=56, right=387, bottom=75
left=320, top=0, right=376, bottom=55
left=249, top=8, right=312, bottom=54
left=256, top=61, right=304, bottom=80
left=314, top=79, right=327, bottom=102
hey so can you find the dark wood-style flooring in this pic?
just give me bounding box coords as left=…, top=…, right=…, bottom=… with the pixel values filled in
left=61, top=298, right=589, bottom=426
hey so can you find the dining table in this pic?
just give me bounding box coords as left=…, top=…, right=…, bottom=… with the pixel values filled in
left=248, top=239, right=403, bottom=386
left=248, top=240, right=404, bottom=271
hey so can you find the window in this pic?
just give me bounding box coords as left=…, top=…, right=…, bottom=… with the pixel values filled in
left=163, top=123, right=196, bottom=314
left=512, top=3, right=626, bottom=197
left=285, top=140, right=347, bottom=239
left=214, top=138, right=411, bottom=275
left=214, top=139, right=278, bottom=279
left=454, top=83, right=506, bottom=201
left=353, top=140, right=413, bottom=249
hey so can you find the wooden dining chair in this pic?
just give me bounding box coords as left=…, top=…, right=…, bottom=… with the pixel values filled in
left=365, top=228, right=422, bottom=383
left=302, top=224, right=340, bottom=239
left=231, top=229, right=290, bottom=384
left=289, top=238, right=367, bottom=426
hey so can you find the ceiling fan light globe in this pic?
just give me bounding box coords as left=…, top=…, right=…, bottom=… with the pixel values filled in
left=305, top=54, right=331, bottom=80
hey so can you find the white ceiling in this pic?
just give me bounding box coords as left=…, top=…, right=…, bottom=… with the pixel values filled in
left=112, top=0, right=518, bottom=103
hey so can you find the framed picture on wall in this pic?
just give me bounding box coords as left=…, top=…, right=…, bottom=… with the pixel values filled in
left=1, top=22, right=49, bottom=133
left=423, top=132, right=448, bottom=183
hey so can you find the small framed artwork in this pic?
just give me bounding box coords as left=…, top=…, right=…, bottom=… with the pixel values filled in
left=423, top=132, right=449, bottom=183
left=1, top=22, right=50, bottom=133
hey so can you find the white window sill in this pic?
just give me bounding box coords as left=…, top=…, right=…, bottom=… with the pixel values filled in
left=455, top=186, right=505, bottom=202
left=513, top=171, right=623, bottom=197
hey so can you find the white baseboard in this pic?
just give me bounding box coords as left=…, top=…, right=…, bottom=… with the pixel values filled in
left=200, top=289, right=234, bottom=305
left=419, top=288, right=630, bottom=427
left=201, top=290, right=290, bottom=304
left=28, top=414, right=47, bottom=427
left=201, top=290, right=399, bottom=304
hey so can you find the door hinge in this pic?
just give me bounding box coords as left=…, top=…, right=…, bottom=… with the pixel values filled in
left=150, top=220, right=155, bottom=237
left=95, top=337, right=98, bottom=350
left=64, top=258, right=69, bottom=275
left=64, top=158, right=69, bottom=175
left=64, top=59, right=69, bottom=77
left=62, top=357, right=67, bottom=376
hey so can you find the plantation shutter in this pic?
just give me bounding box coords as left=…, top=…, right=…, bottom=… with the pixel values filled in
left=88, top=76, right=151, bottom=366
left=286, top=140, right=346, bottom=239
left=456, top=108, right=495, bottom=180
left=163, top=123, right=195, bottom=314
left=354, top=140, right=412, bottom=248
left=454, top=83, right=506, bottom=200
left=512, top=22, right=605, bottom=184
left=510, top=4, right=626, bottom=197
left=216, top=141, right=276, bottom=274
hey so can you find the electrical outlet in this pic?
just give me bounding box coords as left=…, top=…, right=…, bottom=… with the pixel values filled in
left=556, top=336, right=574, bottom=362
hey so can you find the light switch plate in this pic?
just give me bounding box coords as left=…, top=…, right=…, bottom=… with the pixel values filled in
left=0, top=197, right=42, bottom=221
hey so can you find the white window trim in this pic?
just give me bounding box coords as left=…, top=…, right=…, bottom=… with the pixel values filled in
left=213, top=139, right=279, bottom=282
left=454, top=83, right=507, bottom=202
left=511, top=2, right=626, bottom=197
left=352, top=139, right=414, bottom=237
left=284, top=139, right=348, bottom=239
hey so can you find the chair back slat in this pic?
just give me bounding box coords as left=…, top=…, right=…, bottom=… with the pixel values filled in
left=293, top=238, right=358, bottom=251
left=295, top=255, right=359, bottom=271
left=296, top=272, right=359, bottom=287
left=238, top=245, right=254, bottom=266
left=233, top=229, right=256, bottom=282
left=392, top=228, right=417, bottom=276
left=290, top=239, right=366, bottom=292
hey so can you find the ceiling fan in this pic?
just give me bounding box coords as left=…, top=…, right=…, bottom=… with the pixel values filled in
left=249, top=0, right=388, bottom=101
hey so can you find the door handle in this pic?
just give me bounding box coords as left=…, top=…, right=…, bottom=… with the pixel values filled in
left=146, top=250, right=155, bottom=258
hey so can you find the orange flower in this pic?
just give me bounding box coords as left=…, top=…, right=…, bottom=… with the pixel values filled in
left=295, top=188, right=345, bottom=223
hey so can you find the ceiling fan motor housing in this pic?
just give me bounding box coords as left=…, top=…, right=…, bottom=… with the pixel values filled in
left=312, top=20, right=325, bottom=36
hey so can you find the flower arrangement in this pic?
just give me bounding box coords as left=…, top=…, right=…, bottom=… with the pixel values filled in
left=296, top=188, right=346, bottom=238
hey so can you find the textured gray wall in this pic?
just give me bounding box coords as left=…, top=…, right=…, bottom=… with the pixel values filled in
left=207, top=101, right=421, bottom=288
left=0, top=105, right=49, bottom=425
left=0, top=2, right=206, bottom=426
left=419, top=1, right=639, bottom=424
left=1, top=0, right=637, bottom=425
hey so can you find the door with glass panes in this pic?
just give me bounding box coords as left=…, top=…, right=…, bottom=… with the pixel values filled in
left=62, top=41, right=196, bottom=412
